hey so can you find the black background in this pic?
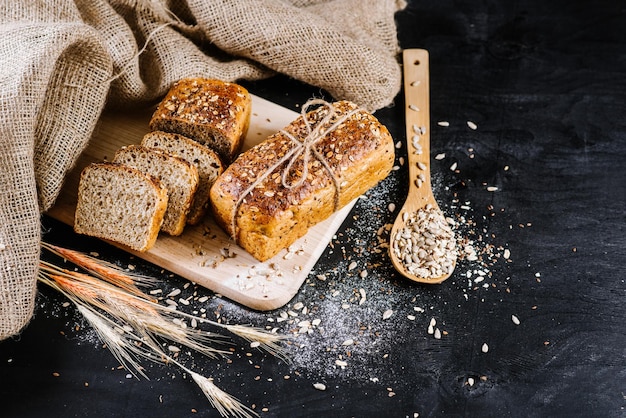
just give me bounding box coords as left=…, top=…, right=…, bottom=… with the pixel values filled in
left=1, top=1, right=625, bottom=417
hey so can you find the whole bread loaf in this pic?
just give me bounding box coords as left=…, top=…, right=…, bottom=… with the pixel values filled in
left=74, top=163, right=168, bottom=252
left=149, top=78, right=252, bottom=163
left=141, top=131, right=224, bottom=225
left=209, top=100, right=395, bottom=261
left=113, top=145, right=199, bottom=236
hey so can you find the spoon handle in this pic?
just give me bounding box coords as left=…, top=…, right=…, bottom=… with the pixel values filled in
left=403, top=49, right=434, bottom=205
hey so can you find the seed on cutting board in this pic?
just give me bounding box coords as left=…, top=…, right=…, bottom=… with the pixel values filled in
left=416, top=161, right=427, bottom=171
left=408, top=104, right=420, bottom=112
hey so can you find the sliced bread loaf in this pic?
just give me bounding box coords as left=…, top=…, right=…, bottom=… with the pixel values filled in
left=149, top=78, right=252, bottom=163
left=74, top=162, right=168, bottom=252
left=113, top=145, right=199, bottom=236
left=141, top=131, right=224, bottom=225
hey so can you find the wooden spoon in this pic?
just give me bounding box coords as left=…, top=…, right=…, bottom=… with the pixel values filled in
left=388, top=49, right=457, bottom=284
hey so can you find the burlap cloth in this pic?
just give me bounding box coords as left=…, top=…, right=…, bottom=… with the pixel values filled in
left=0, top=0, right=406, bottom=340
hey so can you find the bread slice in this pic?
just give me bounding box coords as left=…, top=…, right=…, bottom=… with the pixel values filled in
left=113, top=145, right=199, bottom=236
left=74, top=163, right=168, bottom=252
left=149, top=78, right=252, bottom=163
left=141, top=131, right=224, bottom=225
left=209, top=100, right=395, bottom=261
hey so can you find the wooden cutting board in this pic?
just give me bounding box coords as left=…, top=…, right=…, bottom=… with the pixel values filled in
left=47, top=95, right=355, bottom=311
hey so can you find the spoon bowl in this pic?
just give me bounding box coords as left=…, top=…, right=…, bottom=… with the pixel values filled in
left=388, top=49, right=457, bottom=284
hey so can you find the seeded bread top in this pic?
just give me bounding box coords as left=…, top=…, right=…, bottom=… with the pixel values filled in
left=213, top=101, right=393, bottom=216
left=149, top=78, right=252, bottom=163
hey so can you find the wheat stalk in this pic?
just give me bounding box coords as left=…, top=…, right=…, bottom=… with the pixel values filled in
left=38, top=242, right=289, bottom=417
left=41, top=242, right=157, bottom=298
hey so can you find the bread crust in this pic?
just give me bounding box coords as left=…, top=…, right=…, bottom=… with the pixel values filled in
left=149, top=78, right=252, bottom=163
left=210, top=100, right=395, bottom=261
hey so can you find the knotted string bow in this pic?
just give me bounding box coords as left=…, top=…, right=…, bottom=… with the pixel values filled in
left=230, top=99, right=363, bottom=240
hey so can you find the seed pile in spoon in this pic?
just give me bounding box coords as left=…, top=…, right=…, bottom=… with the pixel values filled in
left=391, top=204, right=457, bottom=279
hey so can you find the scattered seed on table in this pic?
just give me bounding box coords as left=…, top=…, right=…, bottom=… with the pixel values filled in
left=482, top=343, right=489, bottom=353
left=313, top=383, right=327, bottom=391
left=512, top=315, right=521, bottom=325
left=435, top=153, right=446, bottom=160
left=437, top=121, right=450, bottom=127
left=467, top=121, right=478, bottom=130
left=383, top=309, right=393, bottom=320
left=167, top=288, right=181, bottom=297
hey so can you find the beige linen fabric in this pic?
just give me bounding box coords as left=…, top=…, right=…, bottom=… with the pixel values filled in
left=0, top=0, right=405, bottom=339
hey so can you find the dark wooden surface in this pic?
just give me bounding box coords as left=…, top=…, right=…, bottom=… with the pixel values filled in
left=1, top=1, right=625, bottom=417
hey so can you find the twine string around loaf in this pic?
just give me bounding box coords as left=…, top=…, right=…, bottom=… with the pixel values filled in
left=230, top=99, right=363, bottom=240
